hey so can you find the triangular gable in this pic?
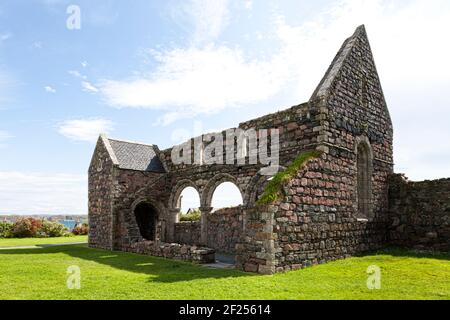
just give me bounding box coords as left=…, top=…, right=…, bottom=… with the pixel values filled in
left=88, top=134, right=119, bottom=171
left=310, top=25, right=392, bottom=127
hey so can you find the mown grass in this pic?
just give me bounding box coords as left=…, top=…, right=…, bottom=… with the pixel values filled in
left=0, top=245, right=448, bottom=300
left=0, top=235, right=88, bottom=247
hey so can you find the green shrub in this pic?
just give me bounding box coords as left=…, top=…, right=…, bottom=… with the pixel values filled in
left=257, top=150, right=323, bottom=205
left=11, top=218, right=43, bottom=238
left=9, top=218, right=71, bottom=238
left=72, top=223, right=88, bottom=235
left=41, top=220, right=70, bottom=237
left=179, top=210, right=201, bottom=222
left=0, top=221, right=13, bottom=238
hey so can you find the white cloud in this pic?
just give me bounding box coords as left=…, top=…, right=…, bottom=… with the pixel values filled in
left=0, top=32, right=12, bottom=42
left=96, top=0, right=352, bottom=124
left=81, top=81, right=99, bottom=93
left=44, top=85, right=56, bottom=93
left=0, top=171, right=87, bottom=215
left=68, top=70, right=87, bottom=80
left=99, top=45, right=286, bottom=121
left=244, top=0, right=253, bottom=10
left=169, top=0, right=230, bottom=44
left=68, top=71, right=100, bottom=94
left=81, top=61, right=88, bottom=68
left=58, top=118, right=114, bottom=143
left=99, top=0, right=450, bottom=115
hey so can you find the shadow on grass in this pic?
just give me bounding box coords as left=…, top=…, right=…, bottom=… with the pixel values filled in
left=0, top=244, right=253, bottom=284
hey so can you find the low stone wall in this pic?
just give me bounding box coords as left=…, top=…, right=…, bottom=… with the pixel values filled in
left=207, top=206, right=244, bottom=254
left=388, top=174, right=450, bottom=251
left=174, top=221, right=201, bottom=245
left=123, top=241, right=215, bottom=264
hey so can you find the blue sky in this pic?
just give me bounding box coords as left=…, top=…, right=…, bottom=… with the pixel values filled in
left=0, top=0, right=449, bottom=215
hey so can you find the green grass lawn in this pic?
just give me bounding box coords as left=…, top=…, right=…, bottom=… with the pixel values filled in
left=0, top=235, right=88, bottom=247
left=0, top=244, right=448, bottom=300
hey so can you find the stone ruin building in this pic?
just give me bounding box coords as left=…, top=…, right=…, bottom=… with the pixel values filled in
left=88, top=26, right=450, bottom=274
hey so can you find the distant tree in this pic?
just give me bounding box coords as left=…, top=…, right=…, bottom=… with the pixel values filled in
left=11, top=218, right=43, bottom=238
left=41, top=220, right=70, bottom=237
left=0, top=222, right=13, bottom=238
left=179, top=209, right=201, bottom=222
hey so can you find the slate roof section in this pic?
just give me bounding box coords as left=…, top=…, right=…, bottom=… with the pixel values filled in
left=107, top=138, right=166, bottom=173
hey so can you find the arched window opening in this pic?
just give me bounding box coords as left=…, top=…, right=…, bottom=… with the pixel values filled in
left=357, top=142, right=371, bottom=219
left=178, top=187, right=201, bottom=221
left=134, top=202, right=158, bottom=241
left=211, top=182, right=243, bottom=211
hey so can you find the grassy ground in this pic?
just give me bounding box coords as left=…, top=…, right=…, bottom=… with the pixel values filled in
left=0, top=244, right=448, bottom=300
left=0, top=235, right=88, bottom=247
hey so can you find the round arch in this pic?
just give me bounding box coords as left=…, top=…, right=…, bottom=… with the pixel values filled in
left=211, top=182, right=243, bottom=209
left=130, top=198, right=166, bottom=241
left=202, top=173, right=244, bottom=208
left=243, top=165, right=286, bottom=207
left=169, top=179, right=200, bottom=209
left=243, top=174, right=270, bottom=207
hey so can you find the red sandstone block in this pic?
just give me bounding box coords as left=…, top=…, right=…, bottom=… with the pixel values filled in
left=287, top=122, right=298, bottom=131
left=244, top=263, right=258, bottom=273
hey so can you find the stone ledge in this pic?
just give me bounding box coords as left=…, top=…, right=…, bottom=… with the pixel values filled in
left=123, top=240, right=215, bottom=264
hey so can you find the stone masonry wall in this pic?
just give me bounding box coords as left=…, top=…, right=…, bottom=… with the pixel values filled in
left=207, top=206, right=244, bottom=254
left=174, top=221, right=201, bottom=245
left=88, top=138, right=115, bottom=250
left=311, top=26, right=394, bottom=165
left=112, top=168, right=168, bottom=250
left=239, top=102, right=321, bottom=167
left=265, top=26, right=395, bottom=272
left=235, top=206, right=276, bottom=274
left=273, top=152, right=388, bottom=272
left=388, top=174, right=450, bottom=251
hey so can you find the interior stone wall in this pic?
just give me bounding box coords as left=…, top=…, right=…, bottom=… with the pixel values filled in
left=206, top=206, right=244, bottom=254
left=174, top=221, right=201, bottom=245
